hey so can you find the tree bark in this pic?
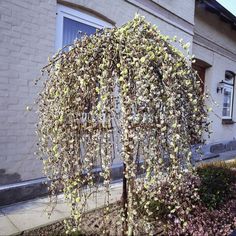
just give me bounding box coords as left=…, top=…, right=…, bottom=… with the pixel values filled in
left=122, top=162, right=128, bottom=236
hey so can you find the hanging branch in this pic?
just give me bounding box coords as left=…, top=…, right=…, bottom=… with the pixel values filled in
left=36, top=15, right=209, bottom=235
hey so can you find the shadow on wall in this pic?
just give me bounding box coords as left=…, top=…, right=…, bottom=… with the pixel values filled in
left=0, top=169, right=21, bottom=186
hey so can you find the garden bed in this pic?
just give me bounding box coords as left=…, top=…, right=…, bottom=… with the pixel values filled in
left=20, top=203, right=125, bottom=236
left=20, top=197, right=236, bottom=235
left=21, top=161, right=236, bottom=236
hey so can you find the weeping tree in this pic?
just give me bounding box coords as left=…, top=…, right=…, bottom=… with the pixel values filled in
left=37, top=15, right=209, bottom=235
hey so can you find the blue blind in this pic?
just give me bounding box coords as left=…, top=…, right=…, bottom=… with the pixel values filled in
left=63, top=17, right=97, bottom=47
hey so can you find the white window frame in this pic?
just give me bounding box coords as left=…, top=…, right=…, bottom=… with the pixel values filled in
left=56, top=4, right=112, bottom=50
left=222, top=84, right=234, bottom=119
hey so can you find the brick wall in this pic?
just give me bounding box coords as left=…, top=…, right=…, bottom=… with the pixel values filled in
left=0, top=0, right=194, bottom=184
left=0, top=0, right=56, bottom=184
left=151, top=0, right=195, bottom=24
left=193, top=6, right=236, bottom=143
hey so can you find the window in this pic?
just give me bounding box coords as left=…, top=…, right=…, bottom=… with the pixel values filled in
left=56, top=4, right=112, bottom=50
left=222, top=71, right=235, bottom=120
left=222, top=85, right=233, bottom=118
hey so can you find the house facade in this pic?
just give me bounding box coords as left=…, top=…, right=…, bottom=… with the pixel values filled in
left=193, top=1, right=236, bottom=158
left=0, top=0, right=236, bottom=203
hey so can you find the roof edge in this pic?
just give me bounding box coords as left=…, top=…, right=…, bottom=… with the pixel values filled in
left=197, top=0, right=236, bottom=30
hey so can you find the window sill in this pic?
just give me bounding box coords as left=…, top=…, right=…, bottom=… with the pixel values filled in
left=222, top=119, right=235, bottom=125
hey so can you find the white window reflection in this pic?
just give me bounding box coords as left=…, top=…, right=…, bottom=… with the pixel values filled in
left=222, top=85, right=233, bottom=119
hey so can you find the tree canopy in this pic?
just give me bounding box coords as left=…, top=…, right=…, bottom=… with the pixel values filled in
left=37, top=15, right=209, bottom=235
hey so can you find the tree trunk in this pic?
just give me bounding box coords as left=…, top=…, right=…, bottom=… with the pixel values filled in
left=122, top=162, right=128, bottom=236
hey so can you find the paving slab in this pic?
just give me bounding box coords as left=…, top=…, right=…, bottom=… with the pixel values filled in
left=0, top=182, right=122, bottom=235
left=0, top=212, right=19, bottom=236
left=1, top=196, right=69, bottom=233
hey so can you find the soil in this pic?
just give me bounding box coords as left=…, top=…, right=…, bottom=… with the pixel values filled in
left=19, top=199, right=236, bottom=236
left=19, top=203, right=124, bottom=236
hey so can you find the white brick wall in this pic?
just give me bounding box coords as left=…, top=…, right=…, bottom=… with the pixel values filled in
left=193, top=6, right=236, bottom=143
left=0, top=0, right=194, bottom=183
left=0, top=0, right=56, bottom=183
left=152, top=0, right=195, bottom=24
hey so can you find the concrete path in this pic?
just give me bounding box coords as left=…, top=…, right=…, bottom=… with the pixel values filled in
left=1, top=156, right=235, bottom=236
left=0, top=182, right=122, bottom=236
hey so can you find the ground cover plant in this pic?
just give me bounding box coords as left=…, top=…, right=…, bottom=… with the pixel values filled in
left=197, top=161, right=236, bottom=209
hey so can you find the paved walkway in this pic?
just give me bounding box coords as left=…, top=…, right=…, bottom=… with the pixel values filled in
left=0, top=182, right=122, bottom=236
left=1, top=157, right=235, bottom=236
